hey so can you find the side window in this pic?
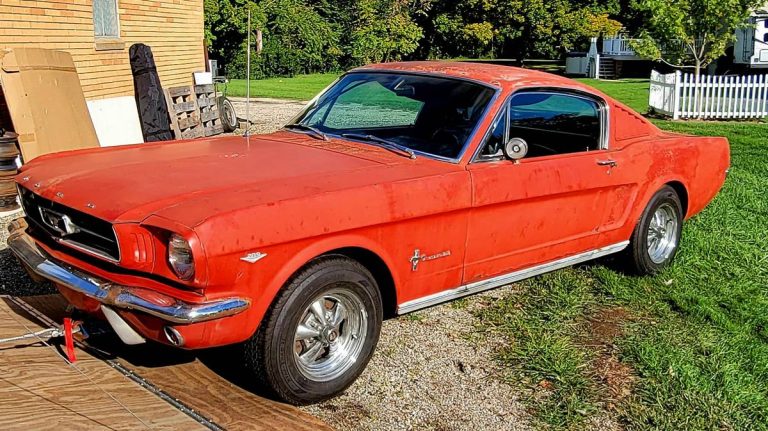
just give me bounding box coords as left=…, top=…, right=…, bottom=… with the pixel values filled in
left=508, top=92, right=602, bottom=158
left=322, top=81, right=424, bottom=130
left=479, top=106, right=507, bottom=158
left=93, top=0, right=120, bottom=38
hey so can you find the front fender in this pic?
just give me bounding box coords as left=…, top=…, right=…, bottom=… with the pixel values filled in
left=234, top=231, right=399, bottom=339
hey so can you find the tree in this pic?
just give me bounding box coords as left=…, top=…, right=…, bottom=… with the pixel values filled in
left=204, top=0, right=624, bottom=78
left=630, top=0, right=762, bottom=80
left=347, top=0, right=424, bottom=64
left=425, top=0, right=621, bottom=63
left=205, top=0, right=340, bottom=78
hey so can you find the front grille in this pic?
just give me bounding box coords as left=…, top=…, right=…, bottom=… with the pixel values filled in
left=19, top=186, right=120, bottom=262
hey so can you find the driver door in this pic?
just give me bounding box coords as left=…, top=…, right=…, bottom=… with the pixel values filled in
left=463, top=90, right=632, bottom=283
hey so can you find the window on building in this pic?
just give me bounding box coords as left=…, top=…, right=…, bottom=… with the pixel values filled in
left=93, top=0, right=119, bottom=38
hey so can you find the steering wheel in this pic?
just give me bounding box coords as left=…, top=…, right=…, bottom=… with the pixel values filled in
left=484, top=139, right=503, bottom=156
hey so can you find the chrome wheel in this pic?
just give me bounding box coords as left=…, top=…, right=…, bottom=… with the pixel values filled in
left=293, top=287, right=368, bottom=382
left=647, top=203, right=679, bottom=264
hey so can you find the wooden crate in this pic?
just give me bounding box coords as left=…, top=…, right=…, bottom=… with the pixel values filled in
left=194, top=84, right=224, bottom=137
left=165, top=85, right=204, bottom=140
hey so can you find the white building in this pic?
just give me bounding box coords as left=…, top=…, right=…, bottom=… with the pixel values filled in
left=566, top=6, right=768, bottom=78
left=734, top=8, right=768, bottom=68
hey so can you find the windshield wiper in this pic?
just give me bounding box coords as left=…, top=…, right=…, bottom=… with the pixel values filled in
left=341, top=133, right=416, bottom=159
left=284, top=123, right=328, bottom=141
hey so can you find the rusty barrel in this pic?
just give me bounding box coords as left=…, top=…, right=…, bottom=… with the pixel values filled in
left=0, top=129, right=20, bottom=211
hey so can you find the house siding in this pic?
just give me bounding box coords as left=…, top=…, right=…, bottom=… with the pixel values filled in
left=0, top=0, right=205, bottom=100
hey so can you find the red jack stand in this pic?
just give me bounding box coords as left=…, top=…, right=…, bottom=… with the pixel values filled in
left=63, top=318, right=78, bottom=363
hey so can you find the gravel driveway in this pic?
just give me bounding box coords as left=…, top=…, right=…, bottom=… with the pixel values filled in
left=229, top=97, right=308, bottom=134
left=0, top=99, right=532, bottom=430
left=303, top=299, right=530, bottom=430
left=1, top=209, right=56, bottom=297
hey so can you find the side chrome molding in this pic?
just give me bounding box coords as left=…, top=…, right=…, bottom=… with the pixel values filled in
left=397, top=241, right=629, bottom=314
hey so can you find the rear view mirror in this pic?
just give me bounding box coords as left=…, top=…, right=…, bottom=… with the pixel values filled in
left=393, top=82, right=416, bottom=98
left=504, top=137, right=528, bottom=160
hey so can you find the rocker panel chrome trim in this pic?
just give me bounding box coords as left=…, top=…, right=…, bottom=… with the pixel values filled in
left=397, top=241, right=629, bottom=314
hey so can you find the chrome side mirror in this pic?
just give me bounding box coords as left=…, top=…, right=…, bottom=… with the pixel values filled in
left=504, top=137, right=528, bottom=161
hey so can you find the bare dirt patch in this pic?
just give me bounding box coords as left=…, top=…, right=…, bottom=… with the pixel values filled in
left=586, top=308, right=630, bottom=346
left=583, top=308, right=636, bottom=408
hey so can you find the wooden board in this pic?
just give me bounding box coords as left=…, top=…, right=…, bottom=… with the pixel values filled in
left=17, top=295, right=332, bottom=431
left=165, top=85, right=204, bottom=140
left=0, top=295, right=206, bottom=430
left=194, top=85, right=224, bottom=137
left=0, top=48, right=100, bottom=161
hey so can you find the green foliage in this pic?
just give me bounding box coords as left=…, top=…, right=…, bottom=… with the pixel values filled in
left=205, top=0, right=627, bottom=78
left=423, top=0, right=623, bottom=61
left=222, top=0, right=339, bottom=79
left=630, top=0, right=762, bottom=76
left=203, top=0, right=220, bottom=46
left=348, top=0, right=423, bottom=64
left=205, top=0, right=761, bottom=78
left=206, top=0, right=424, bottom=78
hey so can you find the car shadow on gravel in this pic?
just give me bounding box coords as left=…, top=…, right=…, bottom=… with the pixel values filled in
left=0, top=248, right=56, bottom=297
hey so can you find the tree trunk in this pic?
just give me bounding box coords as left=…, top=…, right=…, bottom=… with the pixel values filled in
left=694, top=60, right=703, bottom=118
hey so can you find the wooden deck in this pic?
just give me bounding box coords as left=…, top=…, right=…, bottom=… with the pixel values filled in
left=0, top=295, right=332, bottom=430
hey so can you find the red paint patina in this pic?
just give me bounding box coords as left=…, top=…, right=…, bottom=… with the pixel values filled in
left=13, top=62, right=729, bottom=349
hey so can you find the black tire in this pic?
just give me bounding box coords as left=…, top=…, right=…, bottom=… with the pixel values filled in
left=219, top=97, right=238, bottom=133
left=243, top=256, right=383, bottom=405
left=0, top=143, right=19, bottom=159
left=622, top=186, right=684, bottom=275
left=0, top=159, right=18, bottom=172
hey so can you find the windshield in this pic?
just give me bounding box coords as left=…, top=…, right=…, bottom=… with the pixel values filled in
left=290, top=72, right=496, bottom=160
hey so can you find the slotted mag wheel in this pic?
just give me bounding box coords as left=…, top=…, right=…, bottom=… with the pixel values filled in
left=646, top=202, right=679, bottom=264
left=292, top=286, right=368, bottom=382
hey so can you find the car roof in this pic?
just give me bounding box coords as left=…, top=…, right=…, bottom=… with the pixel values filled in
left=352, top=61, right=601, bottom=95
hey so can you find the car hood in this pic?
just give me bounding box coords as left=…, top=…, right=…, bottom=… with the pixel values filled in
left=19, top=132, right=446, bottom=226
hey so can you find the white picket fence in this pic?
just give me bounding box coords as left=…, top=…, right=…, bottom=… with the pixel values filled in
left=649, top=70, right=768, bottom=119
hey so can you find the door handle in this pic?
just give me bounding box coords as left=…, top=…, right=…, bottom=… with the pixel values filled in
left=597, top=159, right=617, bottom=168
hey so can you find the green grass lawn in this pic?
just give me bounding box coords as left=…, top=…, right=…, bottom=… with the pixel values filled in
left=226, top=74, right=338, bottom=100
left=472, top=78, right=768, bottom=430
left=578, top=79, right=651, bottom=113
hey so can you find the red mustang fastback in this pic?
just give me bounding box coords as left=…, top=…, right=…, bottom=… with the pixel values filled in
left=8, top=62, right=728, bottom=404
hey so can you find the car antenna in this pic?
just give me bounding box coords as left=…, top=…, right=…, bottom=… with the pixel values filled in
left=243, top=6, right=251, bottom=147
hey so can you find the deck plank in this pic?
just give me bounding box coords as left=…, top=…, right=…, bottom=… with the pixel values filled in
left=0, top=296, right=206, bottom=431
left=15, top=295, right=333, bottom=431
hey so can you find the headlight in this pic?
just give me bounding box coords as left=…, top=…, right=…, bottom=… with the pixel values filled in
left=168, top=234, right=195, bottom=281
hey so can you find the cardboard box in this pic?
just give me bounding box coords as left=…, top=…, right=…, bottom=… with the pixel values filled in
left=193, top=71, right=213, bottom=85
left=0, top=48, right=99, bottom=162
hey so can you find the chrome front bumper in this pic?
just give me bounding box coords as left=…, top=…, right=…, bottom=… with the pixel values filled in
left=7, top=218, right=250, bottom=324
